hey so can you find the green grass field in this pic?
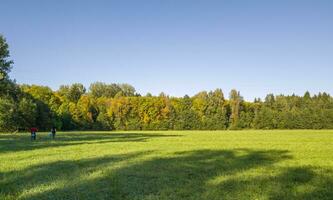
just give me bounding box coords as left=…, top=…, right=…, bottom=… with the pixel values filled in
left=1, top=130, right=333, bottom=200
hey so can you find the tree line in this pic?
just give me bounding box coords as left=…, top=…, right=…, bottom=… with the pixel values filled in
left=1, top=35, right=333, bottom=131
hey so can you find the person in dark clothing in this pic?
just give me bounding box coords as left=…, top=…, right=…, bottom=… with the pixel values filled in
left=51, top=127, right=56, bottom=139
left=30, top=127, right=38, bottom=141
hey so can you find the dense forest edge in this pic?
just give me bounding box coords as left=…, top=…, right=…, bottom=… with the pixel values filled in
left=1, top=35, right=333, bottom=132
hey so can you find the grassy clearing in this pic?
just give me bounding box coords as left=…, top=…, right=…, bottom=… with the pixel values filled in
left=0, top=130, right=333, bottom=200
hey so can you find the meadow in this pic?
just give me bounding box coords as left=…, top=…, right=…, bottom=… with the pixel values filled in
left=0, top=130, right=333, bottom=200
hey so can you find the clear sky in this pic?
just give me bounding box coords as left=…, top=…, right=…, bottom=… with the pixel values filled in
left=1, top=0, right=332, bottom=100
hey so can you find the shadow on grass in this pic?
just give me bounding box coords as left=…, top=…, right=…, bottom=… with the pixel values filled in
left=0, top=148, right=297, bottom=199
left=0, top=132, right=181, bottom=153
left=1, top=148, right=332, bottom=200
left=0, top=151, right=150, bottom=199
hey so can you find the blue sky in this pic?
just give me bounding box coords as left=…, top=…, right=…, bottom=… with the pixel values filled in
left=1, top=0, right=332, bottom=100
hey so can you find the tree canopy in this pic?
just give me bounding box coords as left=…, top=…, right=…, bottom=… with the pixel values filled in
left=1, top=35, right=333, bottom=132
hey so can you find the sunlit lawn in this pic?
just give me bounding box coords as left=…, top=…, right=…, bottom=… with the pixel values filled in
left=0, top=130, right=333, bottom=200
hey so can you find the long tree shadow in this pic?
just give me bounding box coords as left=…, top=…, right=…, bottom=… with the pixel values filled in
left=105, top=149, right=292, bottom=200
left=1, top=148, right=294, bottom=200
left=269, top=167, right=333, bottom=200
left=0, top=151, right=150, bottom=199
left=0, top=132, right=181, bottom=154
left=2, top=148, right=331, bottom=199
left=214, top=166, right=333, bottom=200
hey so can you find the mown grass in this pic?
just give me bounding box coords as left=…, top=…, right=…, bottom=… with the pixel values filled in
left=0, top=130, right=332, bottom=200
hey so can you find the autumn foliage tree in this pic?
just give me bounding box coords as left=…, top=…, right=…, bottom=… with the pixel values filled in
left=1, top=35, right=333, bottom=132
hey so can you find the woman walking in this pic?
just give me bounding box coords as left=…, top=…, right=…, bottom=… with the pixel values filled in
left=30, top=127, right=38, bottom=141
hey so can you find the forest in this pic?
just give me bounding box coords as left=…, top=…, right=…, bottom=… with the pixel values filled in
left=1, top=35, right=333, bottom=131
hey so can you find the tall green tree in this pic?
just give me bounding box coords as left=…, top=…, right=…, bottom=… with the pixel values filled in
left=89, top=82, right=121, bottom=98
left=0, top=35, right=13, bottom=82
left=58, top=83, right=86, bottom=103
left=229, top=89, right=243, bottom=129
left=0, top=35, right=17, bottom=98
left=17, top=98, right=37, bottom=130
left=0, top=98, right=17, bottom=131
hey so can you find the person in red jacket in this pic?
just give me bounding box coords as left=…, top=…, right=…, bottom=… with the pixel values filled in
left=30, top=127, right=38, bottom=141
